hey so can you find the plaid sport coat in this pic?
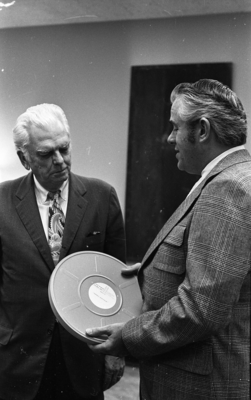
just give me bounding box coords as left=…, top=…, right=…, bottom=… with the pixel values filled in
left=123, top=149, right=251, bottom=400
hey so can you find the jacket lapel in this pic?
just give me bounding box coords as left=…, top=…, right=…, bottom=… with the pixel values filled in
left=141, top=178, right=206, bottom=265
left=14, top=172, right=89, bottom=268
left=141, top=149, right=251, bottom=266
left=15, top=173, right=55, bottom=271
left=59, top=173, right=88, bottom=260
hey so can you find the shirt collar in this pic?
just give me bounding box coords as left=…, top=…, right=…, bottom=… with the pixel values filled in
left=201, top=145, right=246, bottom=179
left=187, top=145, right=246, bottom=197
left=33, top=175, right=69, bottom=204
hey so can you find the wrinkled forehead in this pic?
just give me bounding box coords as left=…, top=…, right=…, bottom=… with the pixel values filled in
left=171, top=96, right=185, bottom=111
left=29, top=119, right=71, bottom=146
left=170, top=97, right=186, bottom=120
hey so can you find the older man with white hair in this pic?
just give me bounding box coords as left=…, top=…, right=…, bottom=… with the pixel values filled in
left=0, top=103, right=126, bottom=400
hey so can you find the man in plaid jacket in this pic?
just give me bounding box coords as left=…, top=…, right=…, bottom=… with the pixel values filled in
left=87, top=79, right=250, bottom=400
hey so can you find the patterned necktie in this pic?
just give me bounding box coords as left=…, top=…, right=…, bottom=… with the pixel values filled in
left=47, top=190, right=65, bottom=266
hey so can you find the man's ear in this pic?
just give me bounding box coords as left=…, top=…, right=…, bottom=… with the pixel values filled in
left=17, top=150, right=30, bottom=170
left=199, top=117, right=211, bottom=143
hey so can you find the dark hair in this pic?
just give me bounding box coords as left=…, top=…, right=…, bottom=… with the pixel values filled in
left=170, top=79, right=247, bottom=146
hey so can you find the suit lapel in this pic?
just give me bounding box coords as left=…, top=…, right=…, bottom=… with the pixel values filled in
left=141, top=149, right=251, bottom=266
left=15, top=173, right=55, bottom=271
left=60, top=173, right=88, bottom=260
left=14, top=172, right=89, bottom=268
left=141, top=178, right=206, bottom=265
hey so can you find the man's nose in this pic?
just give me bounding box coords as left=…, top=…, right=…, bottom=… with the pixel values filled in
left=53, top=151, right=64, bottom=164
left=167, top=131, right=176, bottom=145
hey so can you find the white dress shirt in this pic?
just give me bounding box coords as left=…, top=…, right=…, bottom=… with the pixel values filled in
left=187, top=145, right=246, bottom=196
left=33, top=176, right=69, bottom=239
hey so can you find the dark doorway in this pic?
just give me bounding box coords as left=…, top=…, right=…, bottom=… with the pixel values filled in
left=125, top=63, right=232, bottom=262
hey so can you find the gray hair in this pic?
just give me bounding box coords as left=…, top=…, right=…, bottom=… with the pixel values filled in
left=170, top=79, right=247, bottom=146
left=13, top=103, right=70, bottom=154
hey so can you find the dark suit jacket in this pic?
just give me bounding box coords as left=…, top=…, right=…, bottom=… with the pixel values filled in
left=0, top=172, right=126, bottom=400
left=122, top=150, right=250, bottom=400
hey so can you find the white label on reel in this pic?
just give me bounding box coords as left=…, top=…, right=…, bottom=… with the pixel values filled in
left=89, top=282, right=116, bottom=309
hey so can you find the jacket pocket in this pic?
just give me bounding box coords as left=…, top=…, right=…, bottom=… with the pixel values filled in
left=83, top=233, right=103, bottom=251
left=153, top=225, right=186, bottom=274
left=164, top=225, right=186, bottom=247
left=0, top=324, right=13, bottom=346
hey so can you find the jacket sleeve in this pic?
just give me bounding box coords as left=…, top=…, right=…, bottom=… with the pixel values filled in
left=122, top=177, right=251, bottom=359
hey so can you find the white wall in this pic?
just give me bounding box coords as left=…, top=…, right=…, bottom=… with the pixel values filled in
left=0, top=13, right=250, bottom=213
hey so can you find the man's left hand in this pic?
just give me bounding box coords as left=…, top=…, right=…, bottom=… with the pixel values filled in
left=102, top=355, right=125, bottom=391
left=86, top=323, right=128, bottom=357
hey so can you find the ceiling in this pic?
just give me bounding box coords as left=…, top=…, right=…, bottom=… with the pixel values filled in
left=0, top=0, right=251, bottom=29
